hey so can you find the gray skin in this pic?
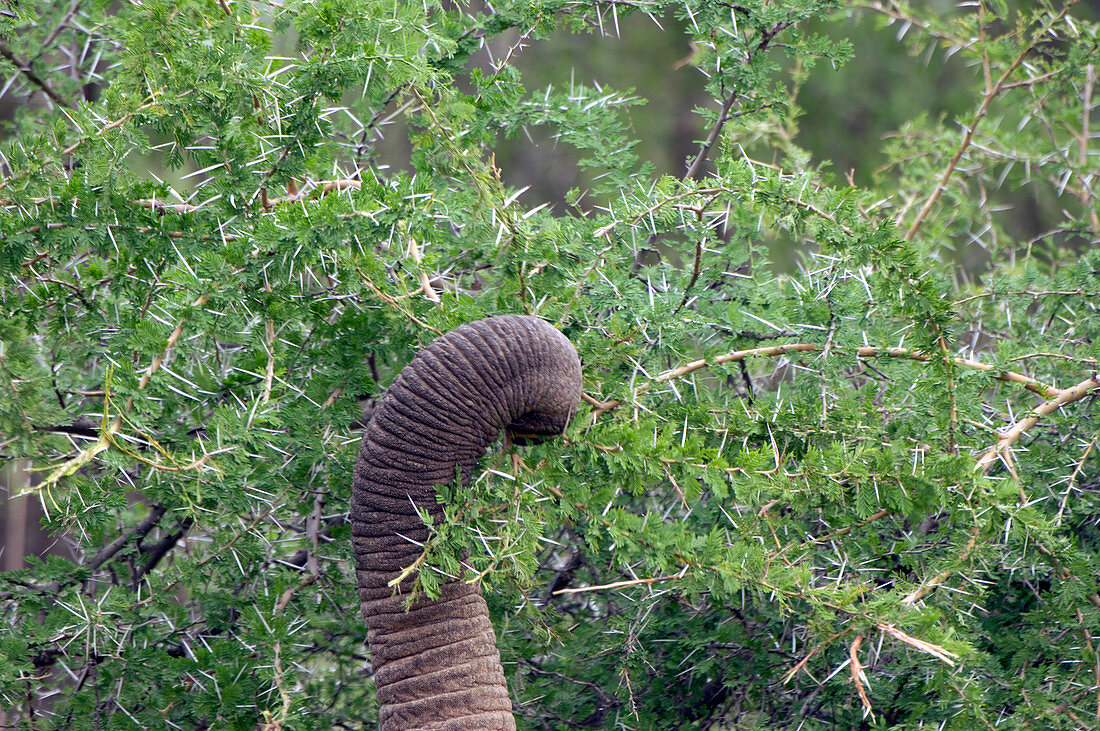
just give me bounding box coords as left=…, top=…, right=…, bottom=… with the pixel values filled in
left=351, top=315, right=582, bottom=730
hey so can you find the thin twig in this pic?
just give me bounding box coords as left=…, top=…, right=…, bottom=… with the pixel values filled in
left=1079, top=64, right=1099, bottom=233
left=34, top=0, right=83, bottom=62
left=782, top=631, right=845, bottom=684
left=0, top=41, right=68, bottom=106
left=658, top=344, right=1059, bottom=396
left=1073, top=607, right=1100, bottom=721
left=553, top=570, right=686, bottom=595
left=262, top=277, right=276, bottom=404
left=811, top=509, right=890, bottom=544
left=1055, top=439, right=1095, bottom=526
left=274, top=489, right=324, bottom=613
left=0, top=93, right=188, bottom=196
left=674, top=236, right=707, bottom=314
left=684, top=87, right=741, bottom=181
left=137, top=294, right=211, bottom=391
left=683, top=22, right=790, bottom=181
left=849, top=634, right=874, bottom=721
left=900, top=526, right=977, bottom=607
left=904, top=0, right=1081, bottom=242
left=906, top=384, right=1100, bottom=606
left=362, top=279, right=441, bottom=335
left=407, top=238, right=440, bottom=303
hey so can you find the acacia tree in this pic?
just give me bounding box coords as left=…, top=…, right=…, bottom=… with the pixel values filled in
left=1, top=0, right=1098, bottom=728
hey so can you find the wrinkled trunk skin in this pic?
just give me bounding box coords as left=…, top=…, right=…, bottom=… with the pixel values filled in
left=351, top=315, right=582, bottom=730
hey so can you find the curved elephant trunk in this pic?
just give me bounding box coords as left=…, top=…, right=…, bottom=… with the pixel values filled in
left=351, top=315, right=582, bottom=730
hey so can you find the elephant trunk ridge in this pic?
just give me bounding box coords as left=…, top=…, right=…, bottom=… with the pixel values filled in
left=351, top=315, right=582, bottom=730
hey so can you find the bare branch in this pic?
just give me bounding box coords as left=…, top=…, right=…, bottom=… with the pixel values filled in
left=904, top=1, right=1081, bottom=242
left=0, top=40, right=69, bottom=106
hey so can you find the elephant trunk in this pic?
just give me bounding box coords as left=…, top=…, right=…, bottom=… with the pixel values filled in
left=351, top=315, right=582, bottom=730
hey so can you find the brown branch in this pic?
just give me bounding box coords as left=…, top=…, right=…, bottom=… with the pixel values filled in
left=251, top=147, right=292, bottom=206
left=674, top=233, right=710, bottom=314
left=85, top=504, right=167, bottom=574
left=34, top=0, right=84, bottom=62
left=904, top=0, right=1081, bottom=242
left=685, top=87, right=741, bottom=181
left=658, top=344, right=1060, bottom=397
left=0, top=40, right=68, bottom=106
left=552, top=570, right=687, bottom=595
left=131, top=516, right=194, bottom=588
left=585, top=343, right=1067, bottom=424
left=781, top=631, right=846, bottom=684
left=811, top=509, right=890, bottom=544
left=137, top=293, right=211, bottom=391
left=876, top=623, right=958, bottom=665
left=975, top=374, right=1100, bottom=471
left=1009, top=352, right=1097, bottom=367
left=900, top=528, right=980, bottom=606
left=1073, top=607, right=1100, bottom=721
left=627, top=19, right=793, bottom=261
left=362, top=279, right=441, bottom=335
left=595, top=341, right=1097, bottom=608
left=274, top=488, right=324, bottom=614
left=849, top=634, right=874, bottom=721
left=580, top=392, right=606, bottom=409
left=683, top=22, right=790, bottom=181
left=906, top=377, right=1100, bottom=606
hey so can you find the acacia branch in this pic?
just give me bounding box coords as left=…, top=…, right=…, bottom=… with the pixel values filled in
left=684, top=87, right=741, bottom=181
left=683, top=22, right=790, bottom=181
left=594, top=183, right=857, bottom=241
left=136, top=293, right=211, bottom=392
left=587, top=338, right=1097, bottom=604
left=903, top=0, right=1080, bottom=242
left=975, top=374, right=1100, bottom=471
left=33, top=0, right=84, bottom=63
left=85, top=504, right=167, bottom=574
left=901, top=529, right=979, bottom=606
left=902, top=375, right=1099, bottom=607
left=849, top=634, right=874, bottom=721
left=585, top=344, right=1062, bottom=418
left=0, top=41, right=68, bottom=106
left=622, top=16, right=797, bottom=267
left=131, top=516, right=195, bottom=588
left=0, top=94, right=179, bottom=195
left=552, top=569, right=687, bottom=595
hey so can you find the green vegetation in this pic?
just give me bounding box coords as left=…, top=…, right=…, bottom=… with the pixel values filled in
left=1, top=0, right=1097, bottom=728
